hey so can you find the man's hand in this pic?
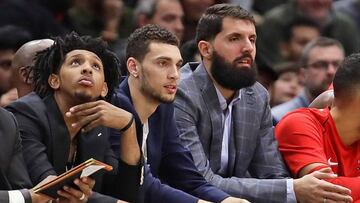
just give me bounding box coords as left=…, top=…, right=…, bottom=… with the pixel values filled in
left=66, top=100, right=133, bottom=132
left=0, top=88, right=17, bottom=107
left=30, top=191, right=52, bottom=203
left=221, top=197, right=250, bottom=203
left=56, top=177, right=95, bottom=203
left=294, top=170, right=352, bottom=203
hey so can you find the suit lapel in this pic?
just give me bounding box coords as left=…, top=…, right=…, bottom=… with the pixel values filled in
left=44, top=96, right=70, bottom=175
left=194, top=65, right=223, bottom=171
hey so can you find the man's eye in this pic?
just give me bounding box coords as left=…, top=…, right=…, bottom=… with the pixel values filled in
left=71, top=59, right=80, bottom=66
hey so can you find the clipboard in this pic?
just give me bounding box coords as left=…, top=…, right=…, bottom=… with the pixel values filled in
left=33, top=158, right=113, bottom=198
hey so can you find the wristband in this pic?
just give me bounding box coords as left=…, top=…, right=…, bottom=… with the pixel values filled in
left=120, top=114, right=134, bottom=132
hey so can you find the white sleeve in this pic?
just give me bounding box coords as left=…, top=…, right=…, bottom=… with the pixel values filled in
left=8, top=190, right=25, bottom=203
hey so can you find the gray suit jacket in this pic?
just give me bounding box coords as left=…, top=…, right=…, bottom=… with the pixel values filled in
left=174, top=63, right=291, bottom=203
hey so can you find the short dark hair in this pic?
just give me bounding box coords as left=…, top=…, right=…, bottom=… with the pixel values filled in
left=126, top=24, right=179, bottom=63
left=195, top=3, right=255, bottom=44
left=299, top=37, right=344, bottom=68
left=333, top=53, right=360, bottom=99
left=33, top=32, right=120, bottom=101
left=283, top=17, right=320, bottom=42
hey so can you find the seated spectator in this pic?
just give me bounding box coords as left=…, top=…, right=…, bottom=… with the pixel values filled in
left=278, top=17, right=320, bottom=66
left=257, top=0, right=359, bottom=67
left=0, top=25, right=32, bottom=107
left=0, top=106, right=86, bottom=203
left=272, top=37, right=344, bottom=124
left=11, top=39, right=54, bottom=98
left=174, top=4, right=351, bottom=203
left=334, top=0, right=360, bottom=38
left=275, top=53, right=360, bottom=202
left=111, top=24, right=249, bottom=203
left=269, top=62, right=303, bottom=107
left=135, top=0, right=184, bottom=41
left=6, top=32, right=141, bottom=202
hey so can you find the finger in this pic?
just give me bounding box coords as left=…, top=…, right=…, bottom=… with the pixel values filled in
left=75, top=178, right=93, bottom=197
left=72, top=112, right=101, bottom=129
left=322, top=190, right=353, bottom=202
left=318, top=167, right=334, bottom=174
left=81, top=177, right=96, bottom=189
left=81, top=118, right=102, bottom=133
left=66, top=106, right=100, bottom=118
left=57, top=189, right=78, bottom=202
left=319, top=181, right=352, bottom=195
left=312, top=171, right=338, bottom=179
left=63, top=185, right=87, bottom=201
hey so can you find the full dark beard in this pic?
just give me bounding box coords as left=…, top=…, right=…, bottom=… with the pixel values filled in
left=211, top=51, right=257, bottom=90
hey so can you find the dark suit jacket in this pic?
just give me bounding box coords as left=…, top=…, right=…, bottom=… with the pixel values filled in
left=174, top=63, right=291, bottom=203
left=0, top=107, right=32, bottom=202
left=110, top=78, right=229, bottom=203
left=7, top=92, right=140, bottom=202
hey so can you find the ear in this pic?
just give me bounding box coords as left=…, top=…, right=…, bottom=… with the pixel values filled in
left=101, top=82, right=108, bottom=98
left=127, top=57, right=140, bottom=78
left=48, top=74, right=60, bottom=90
left=198, top=40, right=213, bottom=60
left=19, top=66, right=30, bottom=84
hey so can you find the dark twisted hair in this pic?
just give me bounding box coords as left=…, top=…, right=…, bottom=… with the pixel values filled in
left=33, top=32, right=120, bottom=101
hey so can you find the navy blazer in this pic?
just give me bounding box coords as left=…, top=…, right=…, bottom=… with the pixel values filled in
left=7, top=93, right=140, bottom=202
left=110, top=78, right=229, bottom=203
left=0, top=107, right=32, bottom=202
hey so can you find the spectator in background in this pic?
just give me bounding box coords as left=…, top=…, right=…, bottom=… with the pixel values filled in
left=278, top=17, right=321, bottom=66
left=276, top=53, right=360, bottom=202
left=175, top=4, right=351, bottom=203
left=0, top=25, right=32, bottom=106
left=257, top=0, right=359, bottom=67
left=10, top=39, right=54, bottom=98
left=272, top=37, right=344, bottom=124
left=269, top=62, right=303, bottom=107
left=135, top=0, right=184, bottom=41
left=180, top=0, right=215, bottom=42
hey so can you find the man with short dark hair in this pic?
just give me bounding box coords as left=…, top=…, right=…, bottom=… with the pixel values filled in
left=7, top=32, right=141, bottom=202
left=174, top=4, right=352, bottom=203
left=111, top=24, right=248, bottom=203
left=276, top=53, right=360, bottom=202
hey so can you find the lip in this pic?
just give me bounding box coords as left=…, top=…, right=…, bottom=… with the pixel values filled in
left=164, top=84, right=177, bottom=94
left=235, top=57, right=253, bottom=68
left=78, top=76, right=94, bottom=87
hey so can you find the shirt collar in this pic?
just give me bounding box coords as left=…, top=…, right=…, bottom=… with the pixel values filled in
left=214, top=86, right=241, bottom=111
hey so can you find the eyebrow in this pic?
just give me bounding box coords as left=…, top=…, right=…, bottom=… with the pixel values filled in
left=68, top=53, right=102, bottom=63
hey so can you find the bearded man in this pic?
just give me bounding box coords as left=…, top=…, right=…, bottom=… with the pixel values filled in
left=174, top=4, right=353, bottom=203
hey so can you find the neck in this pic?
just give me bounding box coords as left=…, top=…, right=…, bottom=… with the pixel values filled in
left=16, top=85, right=32, bottom=98
left=53, top=92, right=81, bottom=140
left=304, top=88, right=316, bottom=103
left=330, top=101, right=360, bottom=146
left=203, top=59, right=236, bottom=101
left=128, top=77, right=159, bottom=124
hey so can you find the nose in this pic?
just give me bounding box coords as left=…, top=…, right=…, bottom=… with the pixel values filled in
left=81, top=65, right=93, bottom=75
left=168, top=65, right=180, bottom=81
left=175, top=18, right=184, bottom=38
left=242, top=39, right=255, bottom=53
left=327, top=63, right=337, bottom=77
